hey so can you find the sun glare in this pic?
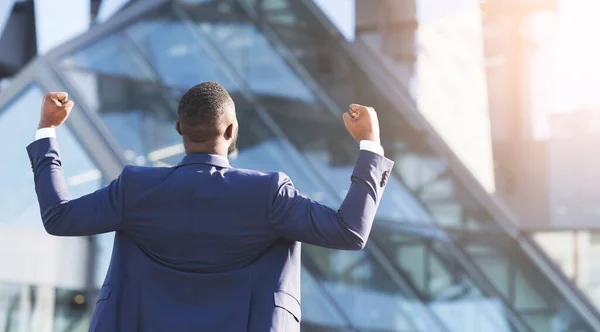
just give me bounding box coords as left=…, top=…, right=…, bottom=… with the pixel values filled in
left=553, top=0, right=600, bottom=112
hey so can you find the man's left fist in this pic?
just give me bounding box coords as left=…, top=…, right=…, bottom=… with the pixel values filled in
left=38, top=92, right=74, bottom=129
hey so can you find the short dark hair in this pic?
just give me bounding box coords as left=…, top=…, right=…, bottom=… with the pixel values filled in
left=177, top=82, right=234, bottom=142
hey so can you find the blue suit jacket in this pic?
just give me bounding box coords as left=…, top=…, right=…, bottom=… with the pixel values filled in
left=27, top=137, right=394, bottom=332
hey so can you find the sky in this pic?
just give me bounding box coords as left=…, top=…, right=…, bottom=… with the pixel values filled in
left=312, top=0, right=355, bottom=39
left=552, top=0, right=600, bottom=112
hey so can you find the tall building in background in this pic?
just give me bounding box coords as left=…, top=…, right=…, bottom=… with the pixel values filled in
left=548, top=110, right=600, bottom=227
left=480, top=0, right=600, bottom=312
left=483, top=0, right=600, bottom=230
left=1, top=0, right=600, bottom=331
left=355, top=0, right=495, bottom=193
left=481, top=0, right=559, bottom=230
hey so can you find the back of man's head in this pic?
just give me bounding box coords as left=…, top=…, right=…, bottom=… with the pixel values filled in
left=177, top=82, right=235, bottom=143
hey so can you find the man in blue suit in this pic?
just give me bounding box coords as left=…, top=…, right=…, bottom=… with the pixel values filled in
left=28, top=82, right=394, bottom=331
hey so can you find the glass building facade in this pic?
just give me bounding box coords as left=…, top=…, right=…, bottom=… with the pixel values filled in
left=1, top=0, right=600, bottom=331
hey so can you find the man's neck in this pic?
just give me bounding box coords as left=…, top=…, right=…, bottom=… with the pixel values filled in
left=183, top=141, right=228, bottom=159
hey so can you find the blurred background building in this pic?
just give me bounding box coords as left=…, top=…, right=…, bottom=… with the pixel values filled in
left=2, top=0, right=600, bottom=331
left=480, top=0, right=600, bottom=314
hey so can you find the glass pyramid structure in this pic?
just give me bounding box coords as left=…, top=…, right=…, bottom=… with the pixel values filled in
left=1, top=0, right=599, bottom=331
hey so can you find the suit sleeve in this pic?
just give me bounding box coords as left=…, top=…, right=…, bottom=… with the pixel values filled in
left=26, top=137, right=125, bottom=236
left=268, top=150, right=394, bottom=250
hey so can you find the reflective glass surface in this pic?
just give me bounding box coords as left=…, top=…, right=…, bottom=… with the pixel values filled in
left=371, top=226, right=512, bottom=331
left=61, top=34, right=156, bottom=81
left=300, top=266, right=347, bottom=328
left=124, top=10, right=238, bottom=92
left=94, top=232, right=114, bottom=288
left=54, top=288, right=89, bottom=332
left=187, top=23, right=315, bottom=101
left=61, top=70, right=182, bottom=166
left=535, top=231, right=600, bottom=311
left=0, top=283, right=89, bottom=332
left=303, top=244, right=437, bottom=331
left=0, top=85, right=101, bottom=227
left=0, top=283, right=21, bottom=332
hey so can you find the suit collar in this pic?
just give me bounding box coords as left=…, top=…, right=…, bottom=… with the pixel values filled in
left=177, top=153, right=230, bottom=168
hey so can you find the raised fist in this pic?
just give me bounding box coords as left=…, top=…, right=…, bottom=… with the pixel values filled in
left=342, top=104, right=380, bottom=144
left=38, top=92, right=74, bottom=129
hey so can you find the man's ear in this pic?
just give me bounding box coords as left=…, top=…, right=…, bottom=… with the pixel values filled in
left=175, top=121, right=183, bottom=136
left=225, top=123, right=234, bottom=140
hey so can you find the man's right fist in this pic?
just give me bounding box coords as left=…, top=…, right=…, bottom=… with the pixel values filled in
left=342, top=104, right=380, bottom=144
left=38, top=92, right=74, bottom=129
